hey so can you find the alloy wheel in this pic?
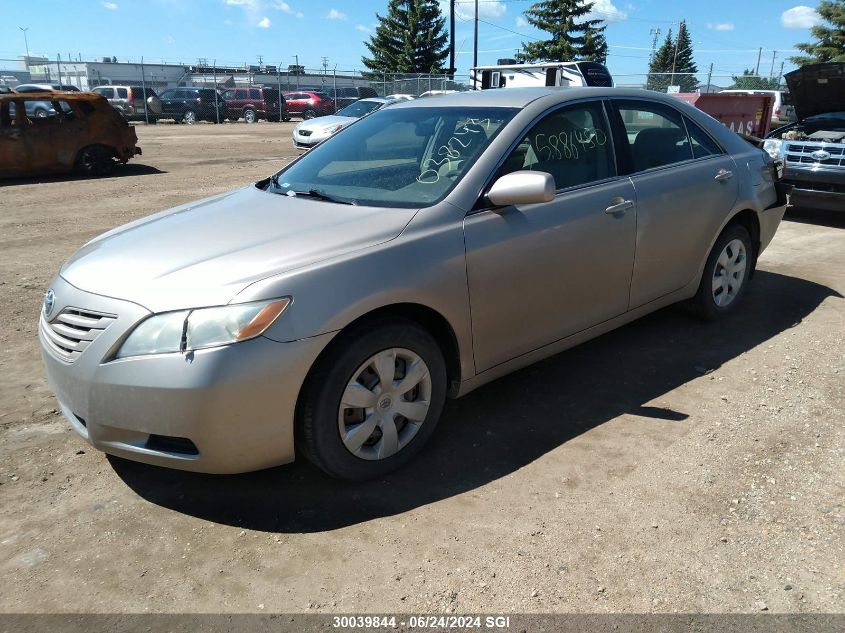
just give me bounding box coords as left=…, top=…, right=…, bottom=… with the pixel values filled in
left=712, top=238, right=747, bottom=307
left=337, top=348, right=432, bottom=461
left=183, top=110, right=196, bottom=124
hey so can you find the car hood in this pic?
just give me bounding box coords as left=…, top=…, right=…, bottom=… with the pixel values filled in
left=295, top=115, right=357, bottom=132
left=60, top=185, right=417, bottom=313
left=785, top=63, right=845, bottom=121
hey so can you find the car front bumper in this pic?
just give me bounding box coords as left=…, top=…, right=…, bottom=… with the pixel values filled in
left=292, top=129, right=332, bottom=149
left=39, top=276, right=333, bottom=474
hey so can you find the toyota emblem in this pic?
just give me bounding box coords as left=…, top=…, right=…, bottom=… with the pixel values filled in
left=43, top=289, right=55, bottom=316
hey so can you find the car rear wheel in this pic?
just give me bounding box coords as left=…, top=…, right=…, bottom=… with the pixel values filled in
left=297, top=318, right=447, bottom=480
left=303, top=108, right=316, bottom=120
left=243, top=108, right=257, bottom=124
left=34, top=109, right=49, bottom=118
left=182, top=110, right=197, bottom=124
left=75, top=145, right=114, bottom=177
left=692, top=224, right=752, bottom=320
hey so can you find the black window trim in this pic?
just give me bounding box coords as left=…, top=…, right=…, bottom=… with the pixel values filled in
left=471, top=97, right=625, bottom=213
left=606, top=96, right=727, bottom=177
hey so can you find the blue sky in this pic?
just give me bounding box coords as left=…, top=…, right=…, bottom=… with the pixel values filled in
left=0, top=0, right=827, bottom=83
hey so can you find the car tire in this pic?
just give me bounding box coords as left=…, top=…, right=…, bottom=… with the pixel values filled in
left=692, top=223, right=753, bottom=321
left=303, top=108, right=317, bottom=120
left=75, top=145, right=113, bottom=177
left=297, top=318, right=447, bottom=481
left=243, top=108, right=257, bottom=124
left=182, top=110, right=197, bottom=125
left=34, top=109, right=49, bottom=118
left=283, top=115, right=291, bottom=122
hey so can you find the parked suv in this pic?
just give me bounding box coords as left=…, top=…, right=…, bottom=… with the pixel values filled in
left=763, top=63, right=845, bottom=212
left=158, top=87, right=223, bottom=124
left=92, top=85, right=163, bottom=122
left=282, top=91, right=335, bottom=119
left=331, top=86, right=379, bottom=111
left=222, top=86, right=289, bottom=123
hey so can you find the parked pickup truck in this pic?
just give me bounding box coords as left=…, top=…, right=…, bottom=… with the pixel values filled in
left=763, top=63, right=845, bottom=212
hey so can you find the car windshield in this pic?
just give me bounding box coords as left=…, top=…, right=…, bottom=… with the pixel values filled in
left=336, top=100, right=383, bottom=118
left=270, top=106, right=516, bottom=208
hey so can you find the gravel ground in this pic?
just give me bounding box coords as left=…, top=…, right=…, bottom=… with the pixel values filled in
left=0, top=123, right=843, bottom=614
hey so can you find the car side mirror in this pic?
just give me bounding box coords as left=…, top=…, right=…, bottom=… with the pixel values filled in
left=486, top=171, right=556, bottom=206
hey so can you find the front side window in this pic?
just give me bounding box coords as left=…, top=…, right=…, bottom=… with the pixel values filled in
left=270, top=106, right=516, bottom=208
left=100, top=87, right=115, bottom=99
left=249, top=89, right=261, bottom=99
left=336, top=100, right=383, bottom=118
left=616, top=101, right=693, bottom=171
left=497, top=101, right=615, bottom=190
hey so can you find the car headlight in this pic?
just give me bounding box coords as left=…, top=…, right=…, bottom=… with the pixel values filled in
left=116, top=298, right=290, bottom=359
left=762, top=139, right=783, bottom=159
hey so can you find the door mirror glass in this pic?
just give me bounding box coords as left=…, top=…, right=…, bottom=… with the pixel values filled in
left=487, top=171, right=556, bottom=206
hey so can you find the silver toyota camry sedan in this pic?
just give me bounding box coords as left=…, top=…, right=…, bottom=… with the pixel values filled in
left=39, top=88, right=788, bottom=480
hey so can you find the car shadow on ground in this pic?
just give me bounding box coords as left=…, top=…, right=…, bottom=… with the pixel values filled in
left=0, top=163, right=166, bottom=186
left=786, top=206, right=845, bottom=229
left=111, top=270, right=841, bottom=533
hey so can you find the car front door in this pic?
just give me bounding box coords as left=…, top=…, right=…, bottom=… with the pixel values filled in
left=609, top=99, right=740, bottom=309
left=159, top=89, right=177, bottom=117
left=463, top=100, right=638, bottom=372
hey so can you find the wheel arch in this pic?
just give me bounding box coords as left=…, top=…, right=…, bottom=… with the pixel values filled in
left=724, top=208, right=761, bottom=277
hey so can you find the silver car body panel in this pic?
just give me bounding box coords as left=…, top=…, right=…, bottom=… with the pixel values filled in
left=40, top=87, right=786, bottom=473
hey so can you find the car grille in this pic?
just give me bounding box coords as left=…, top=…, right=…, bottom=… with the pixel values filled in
left=299, top=130, right=312, bottom=137
left=41, top=307, right=117, bottom=362
left=785, top=143, right=845, bottom=168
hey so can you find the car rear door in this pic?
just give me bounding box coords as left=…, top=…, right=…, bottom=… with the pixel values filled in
left=463, top=99, right=638, bottom=371
left=608, top=98, right=739, bottom=309
left=0, top=100, right=29, bottom=176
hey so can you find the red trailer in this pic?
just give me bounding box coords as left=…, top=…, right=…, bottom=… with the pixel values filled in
left=672, top=92, right=775, bottom=138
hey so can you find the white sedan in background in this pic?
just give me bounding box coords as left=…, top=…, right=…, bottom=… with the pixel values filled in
left=293, top=97, right=398, bottom=149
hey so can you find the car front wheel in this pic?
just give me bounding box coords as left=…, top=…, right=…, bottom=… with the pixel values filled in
left=297, top=318, right=447, bottom=480
left=303, top=108, right=316, bottom=120
left=692, top=223, right=753, bottom=320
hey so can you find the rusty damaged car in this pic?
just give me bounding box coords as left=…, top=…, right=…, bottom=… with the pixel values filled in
left=0, top=91, right=141, bottom=178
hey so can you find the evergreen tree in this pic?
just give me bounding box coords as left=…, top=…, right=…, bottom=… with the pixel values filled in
left=516, top=0, right=607, bottom=63
left=673, top=21, right=699, bottom=92
left=362, top=0, right=449, bottom=74
left=730, top=69, right=780, bottom=90
left=646, top=30, right=674, bottom=92
left=790, top=0, right=845, bottom=64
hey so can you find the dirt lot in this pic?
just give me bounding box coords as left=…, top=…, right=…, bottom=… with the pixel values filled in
left=0, top=123, right=843, bottom=614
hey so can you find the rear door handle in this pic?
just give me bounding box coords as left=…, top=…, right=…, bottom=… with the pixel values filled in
left=714, top=169, right=734, bottom=181
left=605, top=198, right=634, bottom=214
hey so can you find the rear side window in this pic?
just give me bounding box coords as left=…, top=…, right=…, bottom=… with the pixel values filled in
left=615, top=101, right=693, bottom=171
left=235, top=89, right=247, bottom=99
left=684, top=117, right=723, bottom=158
left=117, top=88, right=128, bottom=98
left=249, top=88, right=260, bottom=99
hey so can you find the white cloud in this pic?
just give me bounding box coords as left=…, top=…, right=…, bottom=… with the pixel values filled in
left=515, top=16, right=528, bottom=28
left=707, top=21, right=735, bottom=31
left=296, top=11, right=303, bottom=17
left=326, top=8, right=347, bottom=20
left=225, top=0, right=258, bottom=7
left=781, top=5, right=821, bottom=28
left=446, top=0, right=506, bottom=21
left=102, top=1, right=118, bottom=9
left=257, top=16, right=271, bottom=27
left=584, top=0, right=627, bottom=23
left=355, top=24, right=371, bottom=32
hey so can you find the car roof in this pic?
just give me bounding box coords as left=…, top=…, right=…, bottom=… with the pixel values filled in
left=387, top=86, right=692, bottom=109
left=358, top=97, right=393, bottom=104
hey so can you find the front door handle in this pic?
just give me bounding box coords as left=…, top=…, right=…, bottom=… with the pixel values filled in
left=605, top=197, right=634, bottom=214
left=714, top=169, right=734, bottom=181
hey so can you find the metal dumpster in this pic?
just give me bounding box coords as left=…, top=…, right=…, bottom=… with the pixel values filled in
left=672, top=92, right=775, bottom=137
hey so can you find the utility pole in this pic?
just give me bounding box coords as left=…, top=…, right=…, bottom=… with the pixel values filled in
left=649, top=27, right=661, bottom=62
left=449, top=0, right=455, bottom=77
left=294, top=54, right=299, bottom=89
left=257, top=54, right=263, bottom=66
left=769, top=50, right=777, bottom=78
left=321, top=56, right=328, bottom=74
left=19, top=27, right=30, bottom=69
left=706, top=62, right=713, bottom=93
left=473, top=0, right=479, bottom=70
left=755, top=47, right=762, bottom=75
left=670, top=20, right=682, bottom=87
left=777, top=61, right=784, bottom=87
